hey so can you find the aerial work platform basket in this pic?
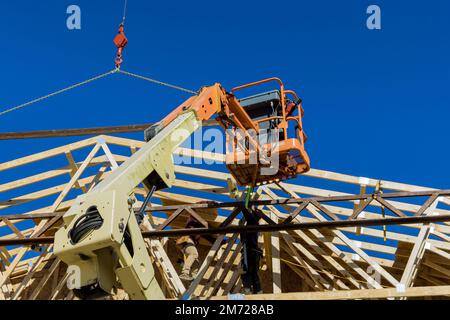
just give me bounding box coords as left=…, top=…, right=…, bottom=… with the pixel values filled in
left=224, top=77, right=310, bottom=186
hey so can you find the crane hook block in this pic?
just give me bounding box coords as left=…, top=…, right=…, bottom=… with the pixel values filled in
left=113, top=23, right=128, bottom=69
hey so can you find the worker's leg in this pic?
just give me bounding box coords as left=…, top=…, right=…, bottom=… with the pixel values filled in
left=250, top=252, right=262, bottom=294
left=191, top=258, right=200, bottom=279
left=241, top=273, right=253, bottom=294
left=181, top=241, right=199, bottom=280
left=240, top=250, right=253, bottom=294
left=242, top=246, right=263, bottom=294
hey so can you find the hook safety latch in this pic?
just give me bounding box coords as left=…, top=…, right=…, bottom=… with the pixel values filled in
left=113, top=23, right=128, bottom=69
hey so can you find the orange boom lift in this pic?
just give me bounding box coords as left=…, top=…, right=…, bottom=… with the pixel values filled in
left=144, top=78, right=310, bottom=187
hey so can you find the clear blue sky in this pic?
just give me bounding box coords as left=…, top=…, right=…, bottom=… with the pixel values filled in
left=1, top=0, right=449, bottom=191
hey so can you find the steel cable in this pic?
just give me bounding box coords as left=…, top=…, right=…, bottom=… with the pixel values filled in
left=0, top=69, right=117, bottom=117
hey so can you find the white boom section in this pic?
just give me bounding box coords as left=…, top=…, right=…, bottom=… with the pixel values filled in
left=54, top=110, right=201, bottom=299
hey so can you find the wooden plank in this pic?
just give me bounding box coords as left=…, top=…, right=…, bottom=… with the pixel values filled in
left=65, top=151, right=87, bottom=193
left=0, top=124, right=152, bottom=140
left=282, top=201, right=309, bottom=224
left=301, top=169, right=450, bottom=207
left=199, top=234, right=239, bottom=297
left=375, top=197, right=406, bottom=217
left=87, top=163, right=109, bottom=192
left=277, top=183, right=399, bottom=288
left=11, top=246, right=52, bottom=299
left=185, top=207, right=209, bottom=228
left=0, top=136, right=98, bottom=171
left=222, top=269, right=241, bottom=296
left=423, top=261, right=450, bottom=278
left=262, top=187, right=380, bottom=289
left=50, top=143, right=101, bottom=212
left=183, top=235, right=226, bottom=299
left=28, top=258, right=61, bottom=300
left=415, top=193, right=440, bottom=216
left=49, top=273, right=69, bottom=300
left=0, top=155, right=126, bottom=193
left=289, top=228, right=364, bottom=289
left=349, top=197, right=372, bottom=219
left=99, top=142, right=119, bottom=169
left=33, top=143, right=102, bottom=237
left=6, top=138, right=448, bottom=207
left=212, top=285, right=450, bottom=300
left=0, top=122, right=221, bottom=140
left=0, top=247, right=29, bottom=287
left=218, top=207, right=241, bottom=227
left=309, top=200, right=340, bottom=221
left=270, top=212, right=282, bottom=294
left=354, top=185, right=367, bottom=234
left=429, top=246, right=450, bottom=261
left=310, top=205, right=400, bottom=287
left=279, top=256, right=317, bottom=292
left=156, top=208, right=185, bottom=231
left=282, top=232, right=350, bottom=290
left=50, top=262, right=61, bottom=294
left=281, top=239, right=329, bottom=291
left=209, top=244, right=242, bottom=297
left=173, top=179, right=228, bottom=195
left=400, top=198, right=439, bottom=289
left=0, top=157, right=109, bottom=214
left=399, top=225, right=431, bottom=289
left=146, top=238, right=186, bottom=297
left=0, top=121, right=219, bottom=141
left=262, top=232, right=272, bottom=272
left=3, top=219, right=25, bottom=239
left=141, top=216, right=186, bottom=297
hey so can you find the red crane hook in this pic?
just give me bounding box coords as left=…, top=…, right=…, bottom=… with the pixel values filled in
left=113, top=23, right=128, bottom=69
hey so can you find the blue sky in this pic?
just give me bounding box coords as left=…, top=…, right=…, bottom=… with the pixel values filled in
left=0, top=0, right=449, bottom=189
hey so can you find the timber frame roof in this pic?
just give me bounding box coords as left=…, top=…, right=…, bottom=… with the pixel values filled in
left=1, top=134, right=450, bottom=300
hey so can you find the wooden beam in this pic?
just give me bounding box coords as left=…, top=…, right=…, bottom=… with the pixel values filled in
left=11, top=246, right=52, bottom=299
left=261, top=188, right=365, bottom=289
left=0, top=136, right=98, bottom=171
left=0, top=120, right=218, bottom=140
left=281, top=237, right=330, bottom=291
left=64, top=151, right=87, bottom=193
left=277, top=182, right=400, bottom=288
left=399, top=198, right=440, bottom=290
left=28, top=258, right=61, bottom=300
left=182, top=235, right=226, bottom=299
left=199, top=234, right=239, bottom=297
left=156, top=208, right=185, bottom=231
left=33, top=143, right=102, bottom=237
left=2, top=138, right=450, bottom=300
left=270, top=212, right=282, bottom=294
left=212, top=285, right=450, bottom=300
left=209, top=244, right=242, bottom=297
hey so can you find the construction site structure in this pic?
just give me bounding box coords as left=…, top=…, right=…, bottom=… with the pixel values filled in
left=45, top=77, right=311, bottom=299
left=1, top=130, right=450, bottom=300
